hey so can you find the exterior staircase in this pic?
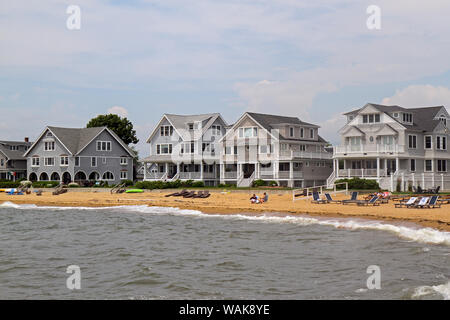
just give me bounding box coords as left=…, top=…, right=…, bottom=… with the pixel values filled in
left=237, top=171, right=255, bottom=187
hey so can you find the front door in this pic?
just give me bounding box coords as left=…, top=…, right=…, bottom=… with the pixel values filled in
left=242, top=164, right=255, bottom=178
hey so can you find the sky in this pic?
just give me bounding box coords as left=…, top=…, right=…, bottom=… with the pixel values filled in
left=2, top=0, right=450, bottom=155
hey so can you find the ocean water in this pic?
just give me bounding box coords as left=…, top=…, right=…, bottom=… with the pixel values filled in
left=0, top=201, right=449, bottom=300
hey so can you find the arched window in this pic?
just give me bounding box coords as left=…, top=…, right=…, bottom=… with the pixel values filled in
left=39, top=172, right=49, bottom=181
left=102, top=171, right=114, bottom=180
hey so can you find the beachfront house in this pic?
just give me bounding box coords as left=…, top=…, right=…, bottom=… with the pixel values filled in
left=0, top=138, right=32, bottom=181
left=141, top=113, right=228, bottom=186
left=328, top=103, right=450, bottom=191
left=24, top=126, right=135, bottom=185
left=219, top=112, right=333, bottom=187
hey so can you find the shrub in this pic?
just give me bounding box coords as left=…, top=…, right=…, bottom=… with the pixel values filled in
left=121, top=179, right=134, bottom=187
left=267, top=180, right=278, bottom=187
left=335, top=178, right=379, bottom=190
left=191, top=181, right=204, bottom=188
left=20, top=180, right=32, bottom=187
left=252, top=179, right=267, bottom=187
left=32, top=181, right=60, bottom=188
left=0, top=180, right=20, bottom=188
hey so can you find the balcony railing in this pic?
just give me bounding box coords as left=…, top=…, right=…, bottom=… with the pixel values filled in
left=224, top=171, right=237, bottom=179
left=280, top=150, right=332, bottom=159
left=337, top=169, right=388, bottom=177
left=335, top=144, right=405, bottom=154
left=145, top=172, right=166, bottom=180
left=179, top=172, right=201, bottom=179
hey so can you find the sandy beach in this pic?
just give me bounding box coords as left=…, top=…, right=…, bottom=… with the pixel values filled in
left=1, top=190, right=450, bottom=232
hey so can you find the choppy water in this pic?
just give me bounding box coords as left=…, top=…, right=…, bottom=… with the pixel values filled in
left=0, top=201, right=449, bottom=300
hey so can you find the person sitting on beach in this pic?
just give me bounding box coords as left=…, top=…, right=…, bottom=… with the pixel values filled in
left=250, top=194, right=257, bottom=204
left=260, top=192, right=269, bottom=203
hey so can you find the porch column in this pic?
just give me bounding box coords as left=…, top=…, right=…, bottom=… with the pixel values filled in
left=376, top=157, right=380, bottom=179
left=143, top=162, right=148, bottom=180
left=384, top=159, right=387, bottom=176
left=274, top=161, right=279, bottom=179
left=432, top=173, right=435, bottom=188
left=422, top=173, right=425, bottom=188
left=335, top=159, right=339, bottom=178
left=177, top=163, right=180, bottom=175
left=289, top=161, right=293, bottom=180
left=396, top=157, right=399, bottom=173
left=200, top=161, right=204, bottom=180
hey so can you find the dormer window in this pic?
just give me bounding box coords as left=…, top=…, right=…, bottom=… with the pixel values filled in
left=238, top=127, right=258, bottom=138
left=348, top=115, right=354, bottom=121
left=362, top=114, right=380, bottom=124
left=188, top=123, right=194, bottom=130
left=439, top=115, right=447, bottom=126
left=402, top=113, right=413, bottom=124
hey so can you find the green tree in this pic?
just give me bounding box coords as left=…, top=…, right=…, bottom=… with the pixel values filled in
left=86, top=114, right=139, bottom=145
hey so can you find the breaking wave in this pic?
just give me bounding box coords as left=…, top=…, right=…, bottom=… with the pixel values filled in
left=2, top=201, right=450, bottom=246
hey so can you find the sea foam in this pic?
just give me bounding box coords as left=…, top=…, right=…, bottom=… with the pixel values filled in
left=412, top=281, right=450, bottom=300
left=2, top=201, right=450, bottom=246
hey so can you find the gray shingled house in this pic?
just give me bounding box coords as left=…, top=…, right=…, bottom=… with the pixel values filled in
left=0, top=138, right=32, bottom=180
left=219, top=112, right=333, bottom=187
left=330, top=103, right=450, bottom=191
left=24, top=126, right=135, bottom=185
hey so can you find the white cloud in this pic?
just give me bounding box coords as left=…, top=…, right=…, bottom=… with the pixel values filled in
left=107, top=106, right=129, bottom=118
left=381, top=85, right=450, bottom=107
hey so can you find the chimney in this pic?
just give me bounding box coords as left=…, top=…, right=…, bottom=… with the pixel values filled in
left=24, top=137, right=29, bottom=142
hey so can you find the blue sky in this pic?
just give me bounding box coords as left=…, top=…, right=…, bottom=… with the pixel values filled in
left=2, top=0, right=450, bottom=155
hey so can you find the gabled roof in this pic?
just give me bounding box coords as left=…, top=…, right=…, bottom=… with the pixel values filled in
left=0, top=140, right=32, bottom=160
left=343, top=103, right=447, bottom=133
left=24, top=126, right=136, bottom=157
left=220, top=112, right=327, bottom=143
left=146, top=113, right=227, bottom=142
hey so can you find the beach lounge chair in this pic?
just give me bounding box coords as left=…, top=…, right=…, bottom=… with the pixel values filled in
left=342, top=192, right=359, bottom=205
left=394, top=197, right=417, bottom=208
left=311, top=191, right=327, bottom=204
left=200, top=190, right=211, bottom=198
left=182, top=191, right=196, bottom=198
left=294, top=189, right=307, bottom=197
left=422, top=196, right=441, bottom=208
left=412, top=197, right=430, bottom=209
left=165, top=189, right=188, bottom=197
left=324, top=193, right=341, bottom=204
left=192, top=191, right=205, bottom=198
left=357, top=196, right=380, bottom=206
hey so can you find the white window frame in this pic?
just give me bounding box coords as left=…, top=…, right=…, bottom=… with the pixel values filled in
left=44, top=141, right=55, bottom=151
left=436, top=135, right=447, bottom=150
left=60, top=156, right=69, bottom=166
left=120, top=157, right=128, bottom=165
left=408, top=135, right=417, bottom=149
left=424, top=159, right=433, bottom=172
left=31, top=157, right=40, bottom=167
left=211, top=125, right=221, bottom=136
left=437, top=159, right=447, bottom=172
left=44, top=157, right=55, bottom=166
left=424, top=135, right=433, bottom=150
left=96, top=141, right=112, bottom=152
left=300, top=128, right=304, bottom=138
left=238, top=127, right=258, bottom=138
left=156, top=144, right=172, bottom=155
left=91, top=156, right=97, bottom=167
left=160, top=125, right=173, bottom=136
left=120, top=171, right=128, bottom=179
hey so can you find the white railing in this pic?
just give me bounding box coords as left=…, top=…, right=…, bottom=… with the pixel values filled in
left=169, top=172, right=180, bottom=181
left=237, top=172, right=244, bottom=186
left=179, top=172, right=201, bottom=179
left=260, top=170, right=274, bottom=179
left=279, top=150, right=332, bottom=159
left=278, top=171, right=290, bottom=179
left=293, top=171, right=303, bottom=178
left=202, top=172, right=217, bottom=179
left=334, top=144, right=405, bottom=154
left=145, top=172, right=166, bottom=180
left=326, top=170, right=336, bottom=188
left=338, top=169, right=388, bottom=178
left=293, top=182, right=348, bottom=202
left=224, top=171, right=237, bottom=179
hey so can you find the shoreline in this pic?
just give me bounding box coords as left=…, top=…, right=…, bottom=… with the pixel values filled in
left=1, top=191, right=450, bottom=232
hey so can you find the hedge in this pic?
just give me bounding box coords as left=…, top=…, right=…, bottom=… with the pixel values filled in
left=0, top=180, right=21, bottom=188
left=334, top=178, right=380, bottom=190
left=31, top=181, right=60, bottom=188
left=252, top=179, right=278, bottom=187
